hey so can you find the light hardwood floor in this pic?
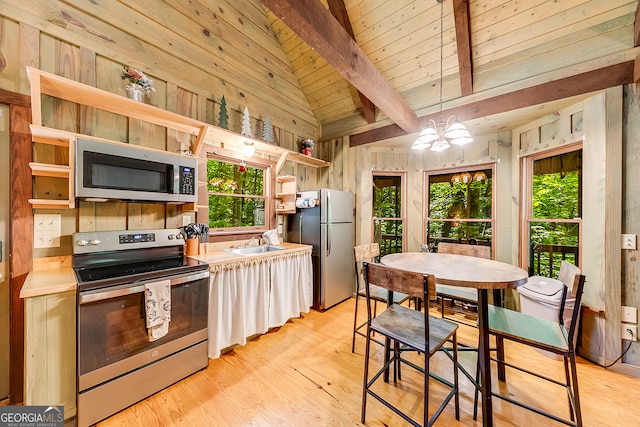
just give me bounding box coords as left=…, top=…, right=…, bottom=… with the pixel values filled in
left=96, top=298, right=640, bottom=427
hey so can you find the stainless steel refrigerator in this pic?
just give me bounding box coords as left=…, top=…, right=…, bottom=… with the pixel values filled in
left=287, top=189, right=354, bottom=310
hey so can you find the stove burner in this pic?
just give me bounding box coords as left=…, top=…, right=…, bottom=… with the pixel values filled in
left=72, top=230, right=208, bottom=292
left=77, top=257, right=191, bottom=281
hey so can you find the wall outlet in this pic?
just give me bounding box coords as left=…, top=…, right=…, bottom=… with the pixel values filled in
left=622, top=324, right=638, bottom=341
left=622, top=233, right=637, bottom=250
left=622, top=306, right=638, bottom=324
left=34, top=214, right=61, bottom=248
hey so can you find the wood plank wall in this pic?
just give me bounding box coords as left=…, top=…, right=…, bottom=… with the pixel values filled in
left=0, top=3, right=324, bottom=257
left=345, top=86, right=640, bottom=374
left=348, top=134, right=502, bottom=255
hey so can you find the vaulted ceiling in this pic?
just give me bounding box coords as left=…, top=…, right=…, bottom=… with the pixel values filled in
left=262, top=0, right=640, bottom=147
left=10, top=0, right=639, bottom=150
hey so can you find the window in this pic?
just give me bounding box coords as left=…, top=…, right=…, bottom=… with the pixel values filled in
left=523, top=148, right=581, bottom=278
left=424, top=167, right=494, bottom=251
left=372, top=174, right=405, bottom=256
left=207, top=157, right=268, bottom=231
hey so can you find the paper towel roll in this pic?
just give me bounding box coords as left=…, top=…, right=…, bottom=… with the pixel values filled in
left=296, top=197, right=316, bottom=208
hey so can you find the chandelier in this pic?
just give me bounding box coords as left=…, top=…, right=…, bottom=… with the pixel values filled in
left=451, top=170, right=486, bottom=184
left=412, top=0, right=472, bottom=151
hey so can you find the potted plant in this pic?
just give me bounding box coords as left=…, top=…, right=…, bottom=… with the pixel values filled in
left=300, top=138, right=314, bottom=156
left=121, top=66, right=155, bottom=101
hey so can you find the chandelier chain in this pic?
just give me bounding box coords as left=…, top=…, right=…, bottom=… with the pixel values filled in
left=439, top=0, right=444, bottom=122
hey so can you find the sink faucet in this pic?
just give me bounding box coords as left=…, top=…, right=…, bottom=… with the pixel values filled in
left=245, top=236, right=260, bottom=247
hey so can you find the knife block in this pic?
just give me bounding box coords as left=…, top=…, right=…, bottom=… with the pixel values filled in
left=185, top=238, right=199, bottom=256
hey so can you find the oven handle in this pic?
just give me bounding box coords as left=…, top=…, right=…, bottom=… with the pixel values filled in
left=78, top=270, right=210, bottom=304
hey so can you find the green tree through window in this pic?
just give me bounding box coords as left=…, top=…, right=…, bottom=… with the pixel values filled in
left=526, top=149, right=581, bottom=278
left=425, top=169, right=493, bottom=251
left=373, top=174, right=404, bottom=256
left=207, top=158, right=266, bottom=229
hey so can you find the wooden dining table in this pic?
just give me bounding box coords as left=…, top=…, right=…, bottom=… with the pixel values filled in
left=381, top=252, right=528, bottom=427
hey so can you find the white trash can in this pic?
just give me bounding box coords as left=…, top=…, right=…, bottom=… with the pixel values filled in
left=517, top=275, right=577, bottom=359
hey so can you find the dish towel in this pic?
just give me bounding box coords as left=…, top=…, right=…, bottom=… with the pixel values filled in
left=144, top=279, right=172, bottom=342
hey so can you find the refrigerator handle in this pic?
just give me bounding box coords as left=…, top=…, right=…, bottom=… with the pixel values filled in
left=298, top=211, right=303, bottom=244
left=327, top=191, right=331, bottom=256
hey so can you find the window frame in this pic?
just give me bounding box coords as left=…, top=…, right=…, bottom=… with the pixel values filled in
left=371, top=171, right=406, bottom=255
left=205, top=148, right=276, bottom=239
left=423, top=164, right=496, bottom=254
left=519, top=144, right=583, bottom=274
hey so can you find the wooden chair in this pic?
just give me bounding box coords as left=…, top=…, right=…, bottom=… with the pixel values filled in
left=436, top=242, right=492, bottom=324
left=474, top=261, right=586, bottom=426
left=361, top=262, right=459, bottom=426
left=351, top=243, right=409, bottom=352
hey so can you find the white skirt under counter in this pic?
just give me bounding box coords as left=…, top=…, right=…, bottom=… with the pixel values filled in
left=207, top=247, right=312, bottom=359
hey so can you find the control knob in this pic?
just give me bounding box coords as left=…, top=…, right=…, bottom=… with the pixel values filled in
left=90, top=239, right=101, bottom=245
left=77, top=239, right=89, bottom=246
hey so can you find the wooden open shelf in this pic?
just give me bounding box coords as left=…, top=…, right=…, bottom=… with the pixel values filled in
left=28, top=125, right=75, bottom=209
left=29, top=163, right=70, bottom=179
left=275, top=175, right=297, bottom=214
left=26, top=66, right=329, bottom=209
left=204, top=126, right=329, bottom=169
left=26, top=66, right=330, bottom=169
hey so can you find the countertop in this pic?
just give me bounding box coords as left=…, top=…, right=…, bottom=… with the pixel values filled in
left=20, top=242, right=311, bottom=299
left=188, top=242, right=311, bottom=266
left=20, top=268, right=78, bottom=299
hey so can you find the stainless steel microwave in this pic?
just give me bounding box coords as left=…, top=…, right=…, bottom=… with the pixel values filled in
left=75, top=138, right=197, bottom=203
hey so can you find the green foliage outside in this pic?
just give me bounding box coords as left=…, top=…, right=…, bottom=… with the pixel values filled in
left=427, top=172, right=493, bottom=245
left=207, top=159, right=265, bottom=228
left=373, top=177, right=402, bottom=256
left=529, top=169, right=580, bottom=277
left=531, top=170, right=580, bottom=245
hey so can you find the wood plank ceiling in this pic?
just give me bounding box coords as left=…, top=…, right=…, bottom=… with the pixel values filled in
left=263, top=0, right=640, bottom=147
left=12, top=1, right=638, bottom=149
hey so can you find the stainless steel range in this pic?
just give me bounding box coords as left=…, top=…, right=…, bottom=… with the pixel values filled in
left=73, top=229, right=210, bottom=427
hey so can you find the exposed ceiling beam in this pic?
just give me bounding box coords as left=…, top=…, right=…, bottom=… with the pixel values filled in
left=634, top=0, right=640, bottom=46
left=349, top=61, right=635, bottom=147
left=452, top=0, right=473, bottom=96
left=326, top=0, right=376, bottom=124
left=260, top=0, right=419, bottom=133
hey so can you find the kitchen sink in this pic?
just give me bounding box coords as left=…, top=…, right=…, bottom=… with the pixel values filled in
left=223, top=245, right=286, bottom=256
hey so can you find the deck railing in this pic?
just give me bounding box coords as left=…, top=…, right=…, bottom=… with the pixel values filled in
left=528, top=243, right=579, bottom=278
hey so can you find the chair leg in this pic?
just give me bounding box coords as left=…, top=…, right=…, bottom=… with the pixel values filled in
left=423, top=337, right=430, bottom=427
left=568, top=352, right=583, bottom=427
left=563, top=356, right=574, bottom=421
left=473, top=358, right=480, bottom=421
left=496, top=336, right=506, bottom=382
left=394, top=341, right=400, bottom=382
left=351, top=293, right=360, bottom=353
left=361, top=326, right=372, bottom=423
left=453, top=332, right=460, bottom=420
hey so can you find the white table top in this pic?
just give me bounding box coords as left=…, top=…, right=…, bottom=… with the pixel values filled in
left=381, top=252, right=528, bottom=290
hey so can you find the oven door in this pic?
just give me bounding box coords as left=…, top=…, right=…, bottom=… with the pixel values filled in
left=77, top=270, right=209, bottom=392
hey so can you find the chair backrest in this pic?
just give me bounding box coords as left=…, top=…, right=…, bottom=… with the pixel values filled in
left=437, top=242, right=491, bottom=259
left=354, top=242, right=380, bottom=263
left=363, top=262, right=435, bottom=304
left=354, top=243, right=380, bottom=292
left=557, top=261, right=586, bottom=347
